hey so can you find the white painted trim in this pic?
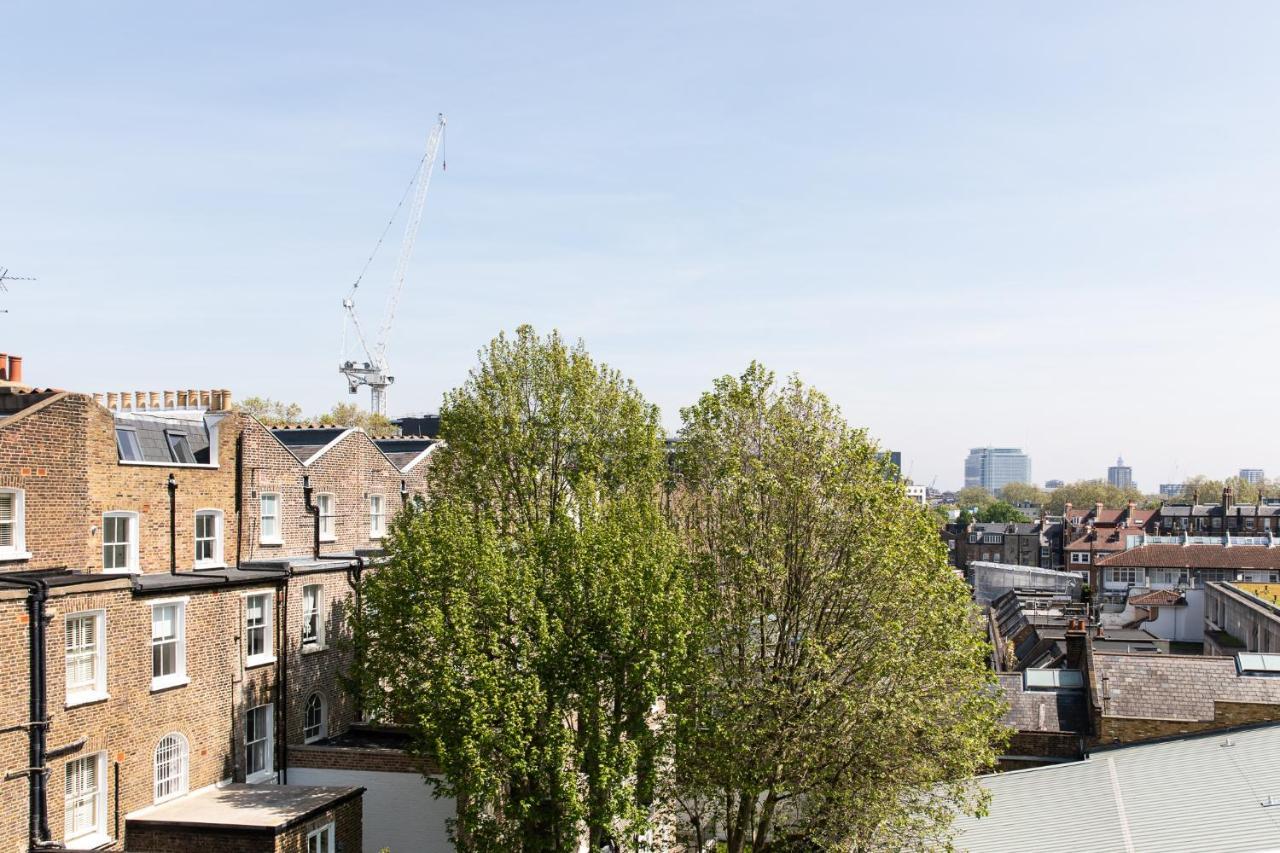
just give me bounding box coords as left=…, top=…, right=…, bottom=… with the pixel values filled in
left=300, top=428, right=355, bottom=466
left=259, top=493, right=283, bottom=545
left=0, top=487, right=27, bottom=560
left=118, top=460, right=219, bottom=470
left=243, top=590, right=275, bottom=668
left=193, top=508, right=225, bottom=569
left=150, top=599, right=187, bottom=691
left=64, top=608, right=107, bottom=705
left=317, top=493, right=336, bottom=542
left=102, top=511, right=140, bottom=573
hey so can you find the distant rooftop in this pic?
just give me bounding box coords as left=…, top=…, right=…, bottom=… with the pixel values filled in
left=271, top=426, right=349, bottom=464
left=126, top=783, right=363, bottom=831
left=1236, top=582, right=1280, bottom=607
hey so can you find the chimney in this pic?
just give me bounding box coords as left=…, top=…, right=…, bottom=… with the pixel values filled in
left=164, top=391, right=175, bottom=409
left=106, top=392, right=119, bottom=409
left=0, top=353, right=7, bottom=381
left=1224, top=486, right=1234, bottom=512
left=220, top=389, right=232, bottom=410
left=1095, top=501, right=1104, bottom=519
left=1127, top=499, right=1137, bottom=526
left=1065, top=618, right=1088, bottom=670
left=8, top=356, right=21, bottom=384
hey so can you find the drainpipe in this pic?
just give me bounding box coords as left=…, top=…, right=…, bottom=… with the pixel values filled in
left=346, top=556, right=367, bottom=720
left=168, top=474, right=178, bottom=575
left=0, top=575, right=53, bottom=849
left=303, top=475, right=320, bottom=560
left=235, top=432, right=244, bottom=569
left=400, top=478, right=409, bottom=509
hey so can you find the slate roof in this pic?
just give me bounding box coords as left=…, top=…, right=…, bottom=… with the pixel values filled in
left=1161, top=502, right=1280, bottom=519
left=1098, top=544, right=1280, bottom=570
left=114, top=412, right=211, bottom=464
left=372, top=437, right=437, bottom=471
left=1093, top=652, right=1280, bottom=721
left=953, top=723, right=1280, bottom=852
left=998, top=672, right=1087, bottom=734
left=270, top=427, right=349, bottom=464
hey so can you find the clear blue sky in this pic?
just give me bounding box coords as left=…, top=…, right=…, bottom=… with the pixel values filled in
left=3, top=2, right=1278, bottom=490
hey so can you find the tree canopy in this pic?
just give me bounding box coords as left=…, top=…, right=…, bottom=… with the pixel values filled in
left=358, top=326, right=692, bottom=851
left=976, top=501, right=1030, bottom=523
left=237, top=396, right=396, bottom=435
left=1043, top=479, right=1143, bottom=514
left=954, top=486, right=996, bottom=511
left=668, top=363, right=1005, bottom=851
left=996, top=482, right=1047, bottom=508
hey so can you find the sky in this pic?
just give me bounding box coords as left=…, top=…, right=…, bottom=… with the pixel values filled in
left=3, top=2, right=1279, bottom=490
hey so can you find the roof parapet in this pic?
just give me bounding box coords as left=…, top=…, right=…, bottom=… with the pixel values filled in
left=93, top=389, right=233, bottom=413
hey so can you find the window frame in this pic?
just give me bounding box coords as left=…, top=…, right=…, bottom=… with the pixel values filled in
left=369, top=494, right=385, bottom=539
left=102, top=511, right=139, bottom=573
left=150, top=599, right=188, bottom=692
left=303, top=692, right=327, bottom=744
left=153, top=732, right=190, bottom=804
left=245, top=703, right=275, bottom=783
left=165, top=430, right=196, bottom=464
left=194, top=508, right=225, bottom=569
left=65, top=610, right=108, bottom=707
left=64, top=752, right=107, bottom=844
left=244, top=591, right=275, bottom=668
left=259, top=493, right=282, bottom=545
left=317, top=493, right=336, bottom=542
left=115, top=427, right=142, bottom=462
left=306, top=822, right=336, bottom=853
left=301, top=584, right=325, bottom=650
left=0, top=487, right=29, bottom=561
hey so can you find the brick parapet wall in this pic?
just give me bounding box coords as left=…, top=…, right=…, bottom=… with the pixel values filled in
left=1092, top=700, right=1280, bottom=747
left=289, top=743, right=441, bottom=775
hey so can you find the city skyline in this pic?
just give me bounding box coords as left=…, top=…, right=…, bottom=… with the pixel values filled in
left=6, top=3, right=1280, bottom=489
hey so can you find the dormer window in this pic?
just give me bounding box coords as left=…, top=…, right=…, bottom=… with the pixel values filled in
left=116, top=428, right=142, bottom=462
left=166, top=432, right=195, bottom=464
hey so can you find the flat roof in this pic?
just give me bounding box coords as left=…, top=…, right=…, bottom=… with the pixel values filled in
left=127, top=783, right=363, bottom=831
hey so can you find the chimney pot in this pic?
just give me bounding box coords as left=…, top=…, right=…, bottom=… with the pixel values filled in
left=92, top=393, right=105, bottom=406
left=200, top=390, right=211, bottom=408
left=106, top=392, right=119, bottom=409
left=120, top=391, right=131, bottom=411
left=164, top=391, right=175, bottom=408
left=0, top=353, right=8, bottom=381
left=8, top=356, right=21, bottom=384
left=135, top=391, right=146, bottom=411
left=220, top=388, right=232, bottom=410
left=149, top=391, right=161, bottom=409
left=177, top=391, right=188, bottom=408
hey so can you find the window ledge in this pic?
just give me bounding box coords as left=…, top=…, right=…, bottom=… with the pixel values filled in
left=300, top=643, right=328, bottom=655
left=66, top=831, right=112, bottom=849
left=369, top=533, right=385, bottom=541
left=120, top=460, right=219, bottom=469
left=0, top=550, right=32, bottom=562
left=319, top=536, right=336, bottom=543
left=151, top=675, right=190, bottom=693
left=245, top=655, right=276, bottom=669
left=102, top=567, right=141, bottom=575
left=195, top=562, right=228, bottom=571
left=65, top=690, right=110, bottom=709
left=246, top=769, right=276, bottom=785
left=259, top=539, right=283, bottom=547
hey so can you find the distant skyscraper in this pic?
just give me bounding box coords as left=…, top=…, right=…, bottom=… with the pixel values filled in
left=1240, top=468, right=1266, bottom=485
left=1108, top=456, right=1133, bottom=490
left=1045, top=479, right=1065, bottom=490
left=964, top=447, right=1031, bottom=494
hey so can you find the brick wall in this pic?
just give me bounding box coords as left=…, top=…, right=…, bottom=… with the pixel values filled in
left=277, top=794, right=362, bottom=853
left=283, top=569, right=360, bottom=748
left=1094, top=700, right=1280, bottom=746
left=128, top=794, right=362, bottom=853
left=1005, top=730, right=1082, bottom=761
left=289, top=743, right=441, bottom=775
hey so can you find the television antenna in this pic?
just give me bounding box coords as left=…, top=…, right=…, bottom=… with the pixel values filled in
left=0, top=267, right=36, bottom=314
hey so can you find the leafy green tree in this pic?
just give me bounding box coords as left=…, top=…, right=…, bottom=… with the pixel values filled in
left=976, top=501, right=1029, bottom=523
left=236, top=395, right=303, bottom=426
left=1044, top=479, right=1142, bottom=514
left=358, top=326, right=692, bottom=852
left=668, top=364, right=1006, bottom=852
left=956, top=508, right=974, bottom=527
left=316, top=402, right=397, bottom=436
left=954, top=486, right=996, bottom=511
left=997, top=482, right=1047, bottom=508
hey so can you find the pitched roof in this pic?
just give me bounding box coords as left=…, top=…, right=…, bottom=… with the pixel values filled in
left=1127, top=588, right=1187, bottom=606
left=953, top=724, right=1280, bottom=852
left=114, top=411, right=212, bottom=464
left=371, top=438, right=438, bottom=472
left=1093, top=652, right=1280, bottom=721
left=998, top=672, right=1087, bottom=734
left=269, top=427, right=350, bottom=465
left=1097, top=544, right=1280, bottom=570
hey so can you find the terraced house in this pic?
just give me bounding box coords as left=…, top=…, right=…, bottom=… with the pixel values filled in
left=0, top=352, right=438, bottom=852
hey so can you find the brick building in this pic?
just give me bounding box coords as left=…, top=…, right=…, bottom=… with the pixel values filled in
left=0, top=354, right=441, bottom=852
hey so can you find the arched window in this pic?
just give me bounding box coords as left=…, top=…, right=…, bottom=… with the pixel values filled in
left=303, top=693, right=327, bottom=743
left=153, top=733, right=189, bottom=803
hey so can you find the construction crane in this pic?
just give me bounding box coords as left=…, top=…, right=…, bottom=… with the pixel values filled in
left=340, top=114, right=446, bottom=416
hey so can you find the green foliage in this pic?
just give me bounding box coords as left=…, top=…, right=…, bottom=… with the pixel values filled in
left=996, top=482, right=1047, bottom=508
left=956, top=508, right=973, bottom=527
left=358, top=326, right=693, bottom=851
left=1043, top=479, right=1143, bottom=514
left=668, top=363, right=1007, bottom=852
left=315, top=402, right=397, bottom=436
left=236, top=395, right=302, bottom=426
left=954, top=486, right=996, bottom=511
left=976, top=501, right=1029, bottom=523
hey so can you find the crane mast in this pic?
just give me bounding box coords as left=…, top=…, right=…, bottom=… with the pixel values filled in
left=340, top=113, right=446, bottom=417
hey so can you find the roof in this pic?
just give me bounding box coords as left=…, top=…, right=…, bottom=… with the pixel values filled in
left=132, top=566, right=289, bottom=593
left=998, top=672, right=1087, bottom=734
left=115, top=411, right=212, bottom=464
left=1160, top=502, right=1280, bottom=519
left=953, top=724, right=1280, bottom=852
left=1127, top=588, right=1187, bottom=607
left=1064, top=525, right=1147, bottom=552
left=1098, top=544, right=1280, bottom=570
left=270, top=426, right=349, bottom=464
left=372, top=437, right=438, bottom=471
left=0, top=386, right=62, bottom=424
left=126, top=783, right=364, bottom=832
left=1235, top=582, right=1280, bottom=607
left=1093, top=652, right=1280, bottom=722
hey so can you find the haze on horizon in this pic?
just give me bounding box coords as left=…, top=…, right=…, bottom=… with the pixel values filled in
left=2, top=2, right=1276, bottom=491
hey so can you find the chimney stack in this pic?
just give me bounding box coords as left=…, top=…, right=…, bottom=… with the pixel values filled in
left=1065, top=618, right=1088, bottom=670
left=8, top=356, right=21, bottom=384
left=1224, top=486, right=1234, bottom=512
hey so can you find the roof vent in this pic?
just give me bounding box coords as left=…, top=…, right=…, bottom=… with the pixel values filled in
left=1221, top=736, right=1235, bottom=748
left=1262, top=795, right=1280, bottom=807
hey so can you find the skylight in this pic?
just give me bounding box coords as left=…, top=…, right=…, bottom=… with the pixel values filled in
left=1236, top=653, right=1280, bottom=676
left=1024, top=669, right=1083, bottom=689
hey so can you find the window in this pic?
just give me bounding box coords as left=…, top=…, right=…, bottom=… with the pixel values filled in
left=194, top=509, right=223, bottom=568
left=151, top=601, right=187, bottom=690
left=0, top=488, right=27, bottom=560
left=983, top=533, right=1002, bottom=544
left=1070, top=552, right=1091, bottom=564
left=65, top=753, right=105, bottom=842
left=65, top=611, right=106, bottom=705
left=245, top=593, right=274, bottom=667
left=303, top=693, right=326, bottom=743
left=306, top=822, right=335, bottom=853
left=102, top=512, right=138, bottom=572
left=115, top=427, right=142, bottom=462
left=153, top=733, right=189, bottom=803
left=259, top=493, right=281, bottom=544
left=165, top=431, right=195, bottom=464
left=369, top=494, right=385, bottom=538
left=302, top=584, right=324, bottom=648
left=1105, top=567, right=1144, bottom=585
left=245, top=704, right=274, bottom=782
left=317, top=493, right=335, bottom=541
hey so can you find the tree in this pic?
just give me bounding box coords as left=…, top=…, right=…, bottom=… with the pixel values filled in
left=358, top=326, right=693, bottom=851
left=668, top=364, right=1006, bottom=851
left=317, top=402, right=396, bottom=436
left=976, top=501, right=1029, bottom=523
left=997, top=482, right=1047, bottom=508
left=236, top=395, right=302, bottom=426
left=1044, top=479, right=1142, bottom=514
left=954, top=486, right=996, bottom=511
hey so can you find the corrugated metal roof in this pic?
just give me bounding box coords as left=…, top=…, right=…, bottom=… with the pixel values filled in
left=955, top=724, right=1280, bottom=852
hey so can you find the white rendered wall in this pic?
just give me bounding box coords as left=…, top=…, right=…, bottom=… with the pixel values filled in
left=289, top=767, right=455, bottom=852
